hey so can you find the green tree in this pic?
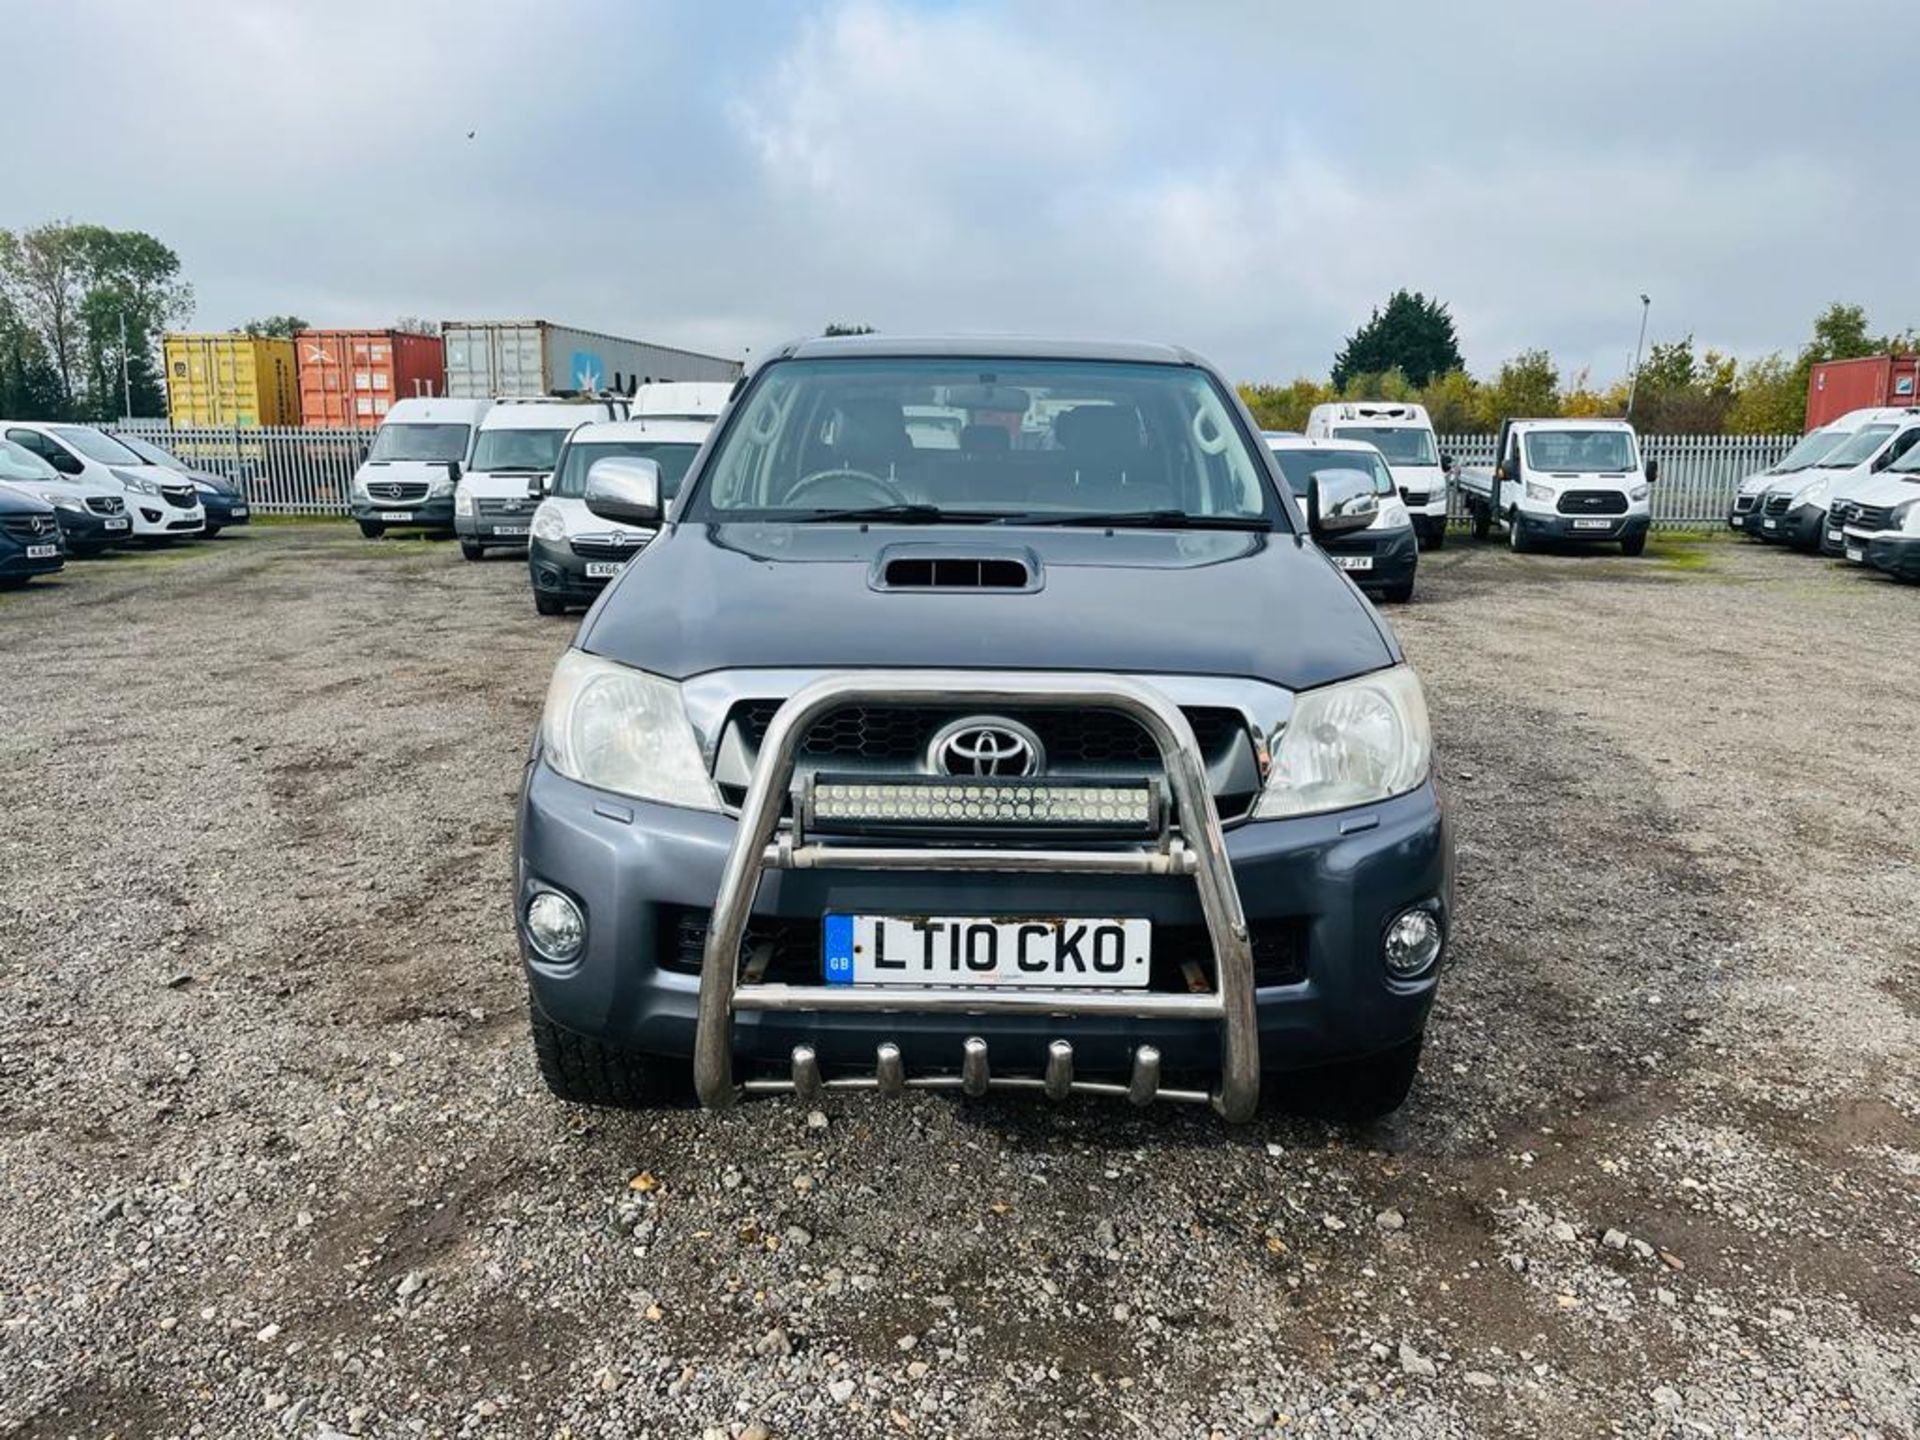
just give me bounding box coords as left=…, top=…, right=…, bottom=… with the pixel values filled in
left=1416, top=370, right=1481, bottom=433
left=1337, top=366, right=1418, bottom=402
left=0, top=294, right=66, bottom=419
left=1476, top=349, right=1560, bottom=427
left=241, top=314, right=309, bottom=338
left=1331, top=290, right=1464, bottom=389
left=1629, top=335, right=1737, bottom=433
left=394, top=315, right=439, bottom=335
left=1236, top=378, right=1332, bottom=432
left=1805, top=302, right=1877, bottom=360
left=1726, top=353, right=1805, bottom=433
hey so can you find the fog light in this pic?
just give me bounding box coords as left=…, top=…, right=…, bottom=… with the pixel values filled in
left=1383, top=907, right=1442, bottom=978
left=525, top=890, right=585, bottom=962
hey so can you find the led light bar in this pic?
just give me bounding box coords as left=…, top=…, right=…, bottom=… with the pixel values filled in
left=802, top=774, right=1161, bottom=836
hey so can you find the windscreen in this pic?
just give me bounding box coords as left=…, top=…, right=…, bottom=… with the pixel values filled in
left=1269, top=447, right=1395, bottom=497
left=0, top=438, right=58, bottom=483
left=553, top=440, right=700, bottom=499
left=1771, top=429, right=1844, bottom=473
left=1819, top=424, right=1897, bottom=468
left=1331, top=426, right=1438, bottom=467
left=470, top=427, right=570, bottom=473
left=369, top=423, right=471, bottom=463
left=111, top=434, right=186, bottom=470
left=690, top=357, right=1277, bottom=525
left=1522, top=429, right=1638, bottom=473
left=50, top=426, right=144, bottom=465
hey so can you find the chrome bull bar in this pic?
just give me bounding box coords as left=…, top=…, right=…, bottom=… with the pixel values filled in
left=693, top=670, right=1260, bottom=1122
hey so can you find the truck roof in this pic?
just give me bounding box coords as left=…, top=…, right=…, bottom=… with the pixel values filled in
left=773, top=335, right=1205, bottom=366
left=380, top=397, right=492, bottom=425
left=1505, top=417, right=1638, bottom=432
left=568, top=417, right=712, bottom=444
left=1313, top=401, right=1432, bottom=426
left=479, top=398, right=623, bottom=430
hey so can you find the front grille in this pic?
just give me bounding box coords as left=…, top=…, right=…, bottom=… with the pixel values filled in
left=1853, top=503, right=1897, bottom=531
left=1, top=515, right=56, bottom=540
left=85, top=495, right=125, bottom=516
left=1824, top=499, right=1853, bottom=527
left=161, top=485, right=197, bottom=509
left=1763, top=494, right=1791, bottom=517
left=570, top=535, right=652, bottom=561
left=657, top=906, right=1307, bottom=990
left=367, top=480, right=429, bottom=503
left=477, top=496, right=536, bottom=516
left=1556, top=489, right=1628, bottom=515
left=1733, top=493, right=1760, bottom=514
left=734, top=703, right=1244, bottom=765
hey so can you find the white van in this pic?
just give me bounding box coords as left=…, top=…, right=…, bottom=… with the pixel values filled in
left=526, top=415, right=714, bottom=614
left=0, top=421, right=204, bottom=542
left=1306, top=402, right=1451, bottom=548
left=1727, top=416, right=1857, bottom=537
left=1453, top=417, right=1653, bottom=555
left=628, top=381, right=732, bottom=421
left=1755, top=407, right=1920, bottom=552
left=350, top=397, right=492, bottom=539
left=1833, top=442, right=1920, bottom=565
left=453, top=397, right=625, bottom=559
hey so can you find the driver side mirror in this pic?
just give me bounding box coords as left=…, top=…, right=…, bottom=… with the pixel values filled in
left=585, top=456, right=663, bottom=527
left=1439, top=452, right=1454, bottom=473
left=1308, top=468, right=1379, bottom=540
left=1645, top=458, right=1659, bottom=483
left=446, top=460, right=462, bottom=483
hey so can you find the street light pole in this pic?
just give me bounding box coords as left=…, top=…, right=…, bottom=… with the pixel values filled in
left=1625, top=293, right=1652, bottom=421
left=119, top=310, right=133, bottom=419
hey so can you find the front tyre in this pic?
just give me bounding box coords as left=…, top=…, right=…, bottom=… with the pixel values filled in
left=534, top=591, right=567, bottom=616
left=1380, top=580, right=1414, bottom=603
left=1621, top=531, right=1647, bottom=557
left=358, top=520, right=385, bottom=539
left=528, top=1000, right=680, bottom=1107
left=1273, top=1034, right=1424, bottom=1122
left=460, top=538, right=485, bottom=561
left=1470, top=505, right=1491, bottom=541
left=1507, top=512, right=1532, bottom=553
left=1425, top=524, right=1446, bottom=552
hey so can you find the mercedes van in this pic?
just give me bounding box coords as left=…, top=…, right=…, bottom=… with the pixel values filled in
left=0, top=422, right=204, bottom=542
left=453, top=397, right=624, bottom=559
left=1306, top=402, right=1451, bottom=548
left=350, top=396, right=492, bottom=538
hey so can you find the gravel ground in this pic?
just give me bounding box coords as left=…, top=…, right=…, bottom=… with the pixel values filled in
left=1, top=526, right=1916, bottom=1440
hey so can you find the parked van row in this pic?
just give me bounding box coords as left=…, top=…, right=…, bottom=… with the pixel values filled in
left=1728, top=406, right=1920, bottom=584
left=0, top=422, right=250, bottom=588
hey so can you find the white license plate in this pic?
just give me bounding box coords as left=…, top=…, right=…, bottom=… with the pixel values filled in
left=1846, top=545, right=1864, bottom=563
left=1731, top=516, right=1746, bottom=527
left=585, top=560, right=624, bottom=578
left=105, top=517, right=129, bottom=530
left=493, top=524, right=529, bottom=537
left=1572, top=518, right=1613, bottom=530
left=379, top=511, right=415, bottom=522
left=26, top=543, right=58, bottom=559
left=822, top=914, right=1151, bottom=988
left=230, top=508, right=248, bottom=519
left=1763, top=518, right=1778, bottom=530
left=1333, top=555, right=1373, bottom=571
left=1826, top=529, right=1842, bottom=544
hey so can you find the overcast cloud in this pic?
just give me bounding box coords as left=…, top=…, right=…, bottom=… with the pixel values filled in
left=5, top=0, right=1911, bottom=380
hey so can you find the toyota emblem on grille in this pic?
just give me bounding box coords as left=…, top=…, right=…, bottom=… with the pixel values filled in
left=929, top=717, right=1045, bottom=777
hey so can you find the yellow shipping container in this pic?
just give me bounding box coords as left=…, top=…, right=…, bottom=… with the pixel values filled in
left=163, top=334, right=302, bottom=426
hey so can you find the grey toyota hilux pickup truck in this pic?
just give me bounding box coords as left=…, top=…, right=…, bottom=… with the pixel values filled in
left=515, top=336, right=1452, bottom=1123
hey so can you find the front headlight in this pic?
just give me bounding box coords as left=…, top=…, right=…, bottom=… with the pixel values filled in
left=454, top=489, right=474, bottom=517
left=1793, top=477, right=1831, bottom=509
left=118, top=474, right=159, bottom=496
left=53, top=495, right=86, bottom=512
left=1629, top=483, right=1650, bottom=502
left=427, top=475, right=454, bottom=498
left=1524, top=481, right=1553, bottom=503
left=1252, top=665, right=1433, bottom=820
left=540, top=650, right=721, bottom=811
left=531, top=504, right=567, bottom=543
left=1376, top=498, right=1409, bottom=528
left=1894, top=498, right=1920, bottom=534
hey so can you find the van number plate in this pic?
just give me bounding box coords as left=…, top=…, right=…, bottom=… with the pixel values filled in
left=1571, top=518, right=1613, bottom=530
left=1332, top=555, right=1373, bottom=571
left=379, top=511, right=415, bottom=522
left=585, top=561, right=624, bottom=578
left=1846, top=545, right=1864, bottom=563
left=822, top=914, right=1151, bottom=988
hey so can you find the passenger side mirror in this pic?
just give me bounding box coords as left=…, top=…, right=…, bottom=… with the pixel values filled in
left=446, top=460, right=462, bottom=483
left=1439, top=452, right=1454, bottom=473
left=1307, top=468, right=1379, bottom=539
left=584, top=455, right=663, bottom=527
left=1492, top=464, right=1508, bottom=483
left=1645, top=459, right=1659, bottom=483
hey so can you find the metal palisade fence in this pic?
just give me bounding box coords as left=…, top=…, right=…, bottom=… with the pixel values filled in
left=106, top=423, right=1800, bottom=529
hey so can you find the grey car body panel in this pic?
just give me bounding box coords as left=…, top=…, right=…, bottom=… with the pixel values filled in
left=580, top=524, right=1400, bottom=689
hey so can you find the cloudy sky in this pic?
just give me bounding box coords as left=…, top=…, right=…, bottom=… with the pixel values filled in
left=8, top=0, right=1911, bottom=382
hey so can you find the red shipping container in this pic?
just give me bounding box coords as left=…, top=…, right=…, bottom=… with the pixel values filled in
left=1805, top=354, right=1920, bottom=430
left=295, top=329, right=447, bottom=428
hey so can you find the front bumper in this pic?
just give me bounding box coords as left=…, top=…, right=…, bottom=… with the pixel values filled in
left=529, top=533, right=626, bottom=604
left=127, top=501, right=205, bottom=539
left=1855, top=530, right=1920, bottom=581
left=1754, top=503, right=1822, bottom=547
left=52, top=507, right=130, bottom=550
left=455, top=509, right=537, bottom=545
left=1728, top=499, right=1766, bottom=535
left=0, top=537, right=66, bottom=578
left=352, top=496, right=452, bottom=529
left=1322, top=526, right=1419, bottom=591
left=517, top=762, right=1450, bottom=1084
left=1513, top=509, right=1650, bottom=544
left=203, top=495, right=253, bottom=528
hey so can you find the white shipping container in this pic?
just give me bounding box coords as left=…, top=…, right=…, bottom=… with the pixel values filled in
left=441, top=321, right=742, bottom=399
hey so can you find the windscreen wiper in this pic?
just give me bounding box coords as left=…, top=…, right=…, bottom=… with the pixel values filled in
left=994, top=509, right=1267, bottom=530
left=793, top=503, right=965, bottom=524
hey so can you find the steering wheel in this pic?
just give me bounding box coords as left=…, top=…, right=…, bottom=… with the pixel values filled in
left=784, top=467, right=909, bottom=508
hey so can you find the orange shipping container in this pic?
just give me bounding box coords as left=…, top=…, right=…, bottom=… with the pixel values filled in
left=295, top=329, right=447, bottom=428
